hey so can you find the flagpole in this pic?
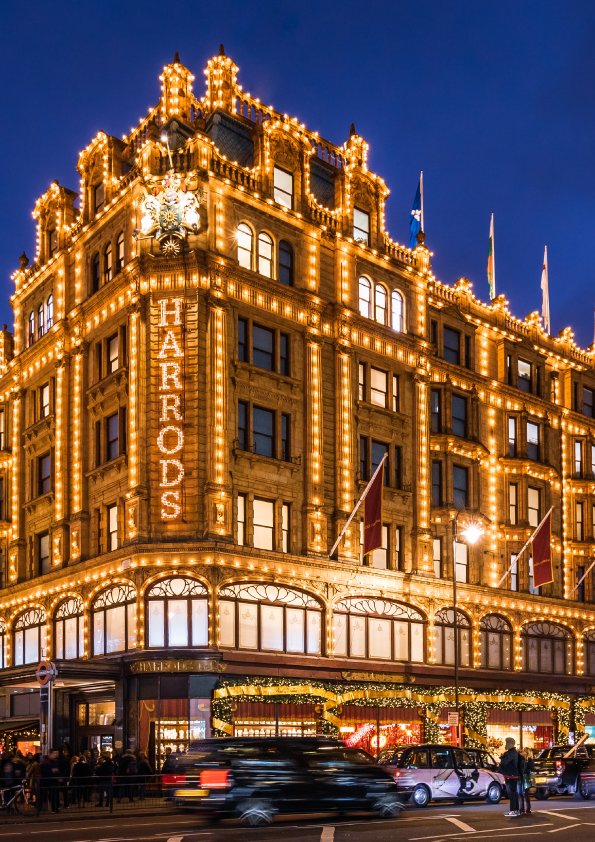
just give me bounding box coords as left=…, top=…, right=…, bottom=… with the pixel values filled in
left=328, top=453, right=387, bottom=558
left=491, top=213, right=495, bottom=298
left=569, top=557, right=595, bottom=598
left=420, top=170, right=424, bottom=232
left=496, top=507, right=553, bottom=588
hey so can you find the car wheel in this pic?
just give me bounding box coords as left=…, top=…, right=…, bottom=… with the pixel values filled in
left=412, top=785, right=431, bottom=808
left=237, top=799, right=276, bottom=826
left=574, top=780, right=592, bottom=801
left=534, top=788, right=550, bottom=800
left=486, top=783, right=502, bottom=805
left=373, top=794, right=402, bottom=818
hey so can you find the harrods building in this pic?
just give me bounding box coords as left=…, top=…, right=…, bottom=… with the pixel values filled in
left=2, top=47, right=595, bottom=765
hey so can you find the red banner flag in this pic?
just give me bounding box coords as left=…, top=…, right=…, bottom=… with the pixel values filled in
left=532, top=510, right=553, bottom=587
left=363, top=462, right=384, bottom=556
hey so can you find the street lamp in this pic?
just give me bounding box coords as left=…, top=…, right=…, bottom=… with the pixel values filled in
left=451, top=509, right=484, bottom=746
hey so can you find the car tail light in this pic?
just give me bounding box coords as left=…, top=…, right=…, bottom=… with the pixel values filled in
left=555, top=761, right=565, bottom=776
left=163, top=774, right=186, bottom=785
left=582, top=773, right=595, bottom=779
left=200, top=769, right=231, bottom=789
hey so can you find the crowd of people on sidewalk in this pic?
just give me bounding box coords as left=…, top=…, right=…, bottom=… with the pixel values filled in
left=0, top=744, right=158, bottom=813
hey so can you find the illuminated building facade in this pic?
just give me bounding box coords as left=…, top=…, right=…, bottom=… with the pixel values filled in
left=1, top=47, right=595, bottom=760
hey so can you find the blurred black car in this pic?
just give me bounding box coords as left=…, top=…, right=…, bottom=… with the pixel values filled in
left=533, top=745, right=595, bottom=799
left=171, top=737, right=403, bottom=824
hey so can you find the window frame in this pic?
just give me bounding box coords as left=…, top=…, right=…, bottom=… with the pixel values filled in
left=273, top=165, right=293, bottom=209
left=479, top=614, right=513, bottom=670
left=353, top=207, right=370, bottom=245
left=54, top=598, right=84, bottom=660
left=391, top=290, right=404, bottom=332
left=146, top=577, right=209, bottom=649
left=432, top=608, right=471, bottom=667
left=237, top=222, right=253, bottom=270
left=358, top=277, right=371, bottom=318
left=92, top=584, right=136, bottom=656
left=443, top=327, right=460, bottom=365
left=521, top=622, right=574, bottom=675
left=13, top=608, right=47, bottom=666
left=278, top=240, right=294, bottom=286
left=333, top=597, right=425, bottom=663
left=257, top=232, right=274, bottom=278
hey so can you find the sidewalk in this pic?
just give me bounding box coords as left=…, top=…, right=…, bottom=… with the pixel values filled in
left=0, top=801, right=180, bottom=825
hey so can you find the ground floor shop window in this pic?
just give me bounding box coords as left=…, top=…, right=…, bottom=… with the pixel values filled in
left=340, top=706, right=423, bottom=757
left=232, top=702, right=317, bottom=737
left=585, top=713, right=595, bottom=743
left=137, top=696, right=212, bottom=771
left=438, top=707, right=459, bottom=745
left=486, top=708, right=555, bottom=752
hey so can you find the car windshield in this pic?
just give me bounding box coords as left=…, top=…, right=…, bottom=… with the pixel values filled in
left=378, top=746, right=407, bottom=764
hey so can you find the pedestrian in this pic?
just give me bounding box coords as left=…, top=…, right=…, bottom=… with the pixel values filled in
left=58, top=746, right=71, bottom=808
left=137, top=753, right=153, bottom=800
left=26, top=753, right=41, bottom=804
left=118, top=749, right=138, bottom=802
left=498, top=737, right=521, bottom=817
left=518, top=748, right=534, bottom=815
left=71, top=754, right=93, bottom=806
left=39, top=751, right=61, bottom=814
left=95, top=753, right=114, bottom=808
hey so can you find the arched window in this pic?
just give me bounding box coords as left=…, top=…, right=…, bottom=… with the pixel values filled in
left=521, top=622, right=573, bottom=675
left=146, top=577, right=208, bottom=648
left=258, top=232, right=273, bottom=278
left=585, top=629, right=595, bottom=675
left=104, top=243, right=113, bottom=284
left=54, top=597, right=84, bottom=660
left=28, top=312, right=35, bottom=347
left=46, top=295, right=53, bottom=332
left=333, top=598, right=425, bottom=663
left=116, top=232, right=125, bottom=273
left=433, top=608, right=471, bottom=667
left=92, top=584, right=136, bottom=655
left=391, top=290, right=404, bottom=332
left=375, top=284, right=387, bottom=325
left=92, top=253, right=101, bottom=293
left=37, top=303, right=44, bottom=340
left=13, top=608, right=47, bottom=665
left=237, top=223, right=253, bottom=270
left=479, top=614, right=512, bottom=670
left=0, top=620, right=6, bottom=669
left=358, top=277, right=371, bottom=318
left=279, top=241, right=293, bottom=286
left=218, top=583, right=322, bottom=655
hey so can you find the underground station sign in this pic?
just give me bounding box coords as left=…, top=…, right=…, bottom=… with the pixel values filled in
left=36, top=661, right=57, bottom=685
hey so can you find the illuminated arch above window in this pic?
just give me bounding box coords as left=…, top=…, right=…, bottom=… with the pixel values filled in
left=14, top=607, right=47, bottom=629
left=523, top=622, right=571, bottom=638
left=219, top=582, right=321, bottom=609
left=334, top=597, right=424, bottom=622
left=146, top=577, right=208, bottom=648
left=0, top=619, right=6, bottom=634
left=480, top=614, right=512, bottom=632
left=13, top=608, right=47, bottom=666
left=479, top=613, right=512, bottom=671
left=55, top=597, right=83, bottom=619
left=146, top=577, right=207, bottom=598
left=434, top=607, right=470, bottom=627
left=55, top=598, right=84, bottom=660
left=93, top=583, right=135, bottom=609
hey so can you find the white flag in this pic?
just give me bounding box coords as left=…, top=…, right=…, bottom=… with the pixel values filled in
left=541, top=246, right=550, bottom=335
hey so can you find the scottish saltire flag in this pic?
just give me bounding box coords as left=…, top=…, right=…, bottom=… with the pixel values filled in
left=409, top=177, right=422, bottom=249
left=487, top=213, right=496, bottom=299
left=541, top=246, right=550, bottom=335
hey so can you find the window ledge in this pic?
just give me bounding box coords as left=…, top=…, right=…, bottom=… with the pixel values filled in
left=232, top=447, right=300, bottom=475
left=233, top=360, right=299, bottom=388
left=356, top=400, right=408, bottom=423
left=430, top=433, right=489, bottom=459
left=24, top=414, right=55, bottom=442
left=87, top=367, right=128, bottom=403
left=86, top=453, right=128, bottom=482
left=356, top=478, right=412, bottom=496
left=23, top=490, right=54, bottom=514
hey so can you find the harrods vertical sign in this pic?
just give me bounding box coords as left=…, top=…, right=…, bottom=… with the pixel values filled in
left=156, top=298, right=185, bottom=520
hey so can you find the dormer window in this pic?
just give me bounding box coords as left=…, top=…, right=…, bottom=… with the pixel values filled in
left=353, top=208, right=370, bottom=245
left=94, top=183, right=105, bottom=214
left=49, top=229, right=58, bottom=258
left=273, top=166, right=293, bottom=209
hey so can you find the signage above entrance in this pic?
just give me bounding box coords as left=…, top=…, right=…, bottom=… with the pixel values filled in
left=130, top=658, right=227, bottom=674
left=341, top=670, right=415, bottom=684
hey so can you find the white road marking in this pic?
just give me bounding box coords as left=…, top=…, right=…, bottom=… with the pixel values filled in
left=444, top=817, right=476, bottom=832
left=410, top=825, right=552, bottom=840
left=547, top=825, right=583, bottom=833
left=542, top=812, right=583, bottom=821
left=320, top=828, right=335, bottom=842
left=166, top=838, right=183, bottom=842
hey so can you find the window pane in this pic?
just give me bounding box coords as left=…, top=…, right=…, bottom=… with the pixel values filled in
left=94, top=612, right=104, bottom=655
left=252, top=407, right=274, bottom=458
left=333, top=613, right=347, bottom=656
left=452, top=395, right=466, bottom=438
left=453, top=466, right=467, bottom=508
left=219, top=601, right=235, bottom=646
left=106, top=605, right=126, bottom=653
left=24, top=627, right=38, bottom=664
left=252, top=325, right=274, bottom=370
left=65, top=617, right=78, bottom=659
left=391, top=291, right=403, bottom=332
left=258, top=234, right=273, bottom=277
left=237, top=224, right=252, bottom=269
left=261, top=604, right=283, bottom=650
left=274, top=167, right=293, bottom=208
left=127, top=602, right=136, bottom=649
left=286, top=607, right=305, bottom=653
left=349, top=614, right=366, bottom=657
left=487, top=633, right=500, bottom=669
left=443, top=328, right=460, bottom=364
left=394, top=620, right=409, bottom=660
left=358, top=278, right=371, bottom=317
left=370, top=368, right=387, bottom=407
left=444, top=625, right=455, bottom=665
left=239, top=601, right=258, bottom=649
left=253, top=498, right=274, bottom=550
left=369, top=617, right=391, bottom=659
left=553, top=639, right=565, bottom=674
left=502, top=634, right=511, bottom=668
left=353, top=208, right=370, bottom=244
left=518, top=359, right=531, bottom=391
left=192, top=600, right=208, bottom=647
left=307, top=610, right=321, bottom=654
left=540, top=638, right=552, bottom=673
left=279, top=241, right=293, bottom=286
left=56, top=620, right=64, bottom=660
left=14, top=630, right=23, bottom=665
left=460, top=628, right=470, bottom=666
left=411, top=623, right=424, bottom=663
left=433, top=626, right=443, bottom=664
left=168, top=599, right=188, bottom=646
left=149, top=600, right=165, bottom=647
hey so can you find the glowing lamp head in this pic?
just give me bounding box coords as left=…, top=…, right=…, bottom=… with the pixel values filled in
left=161, top=133, right=168, bottom=144
left=460, top=523, right=484, bottom=545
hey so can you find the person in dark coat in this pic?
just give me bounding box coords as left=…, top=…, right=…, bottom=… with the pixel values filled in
left=95, top=753, right=115, bottom=807
left=118, top=749, right=138, bottom=802
left=517, top=749, right=534, bottom=814
left=70, top=755, right=93, bottom=806
left=137, top=753, right=153, bottom=800
left=39, top=751, right=61, bottom=814
left=58, top=747, right=71, bottom=808
left=498, top=737, right=521, bottom=816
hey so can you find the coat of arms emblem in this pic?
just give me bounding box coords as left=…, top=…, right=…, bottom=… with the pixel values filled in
left=134, top=169, right=203, bottom=256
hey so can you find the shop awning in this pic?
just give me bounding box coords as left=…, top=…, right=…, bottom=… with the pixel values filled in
left=0, top=719, right=38, bottom=734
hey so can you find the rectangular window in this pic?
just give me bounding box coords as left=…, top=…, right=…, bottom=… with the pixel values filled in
left=0, top=408, right=5, bottom=450
left=431, top=461, right=442, bottom=506
left=584, top=387, right=594, bottom=418
left=94, top=182, right=105, bottom=213
left=372, top=441, right=389, bottom=486
left=509, top=484, right=518, bottom=525
left=453, top=465, right=468, bottom=509
left=454, top=541, right=468, bottom=583
left=392, top=375, right=399, bottom=412
left=396, top=526, right=403, bottom=571
left=527, top=421, right=540, bottom=461
left=575, top=440, right=584, bottom=476
left=430, top=320, right=437, bottom=345
left=451, top=395, right=467, bottom=438
left=0, top=477, right=4, bottom=520
left=430, top=389, right=441, bottom=433
left=371, top=525, right=388, bottom=569
left=395, top=445, right=402, bottom=489
left=443, top=327, right=460, bottom=365
left=508, top=417, right=517, bottom=457
left=353, top=207, right=370, bottom=245
left=433, top=538, right=441, bottom=578
left=273, top=165, right=293, bottom=209
left=40, top=384, right=50, bottom=419
left=237, top=401, right=247, bottom=451
left=511, top=553, right=518, bottom=592
left=529, top=556, right=539, bottom=595
left=108, top=335, right=119, bottom=373
left=279, top=333, right=289, bottom=376
left=282, top=504, right=290, bottom=553
left=464, top=335, right=472, bottom=369
left=238, top=318, right=247, bottom=362
left=574, top=382, right=579, bottom=411
left=253, top=498, right=274, bottom=551
left=518, top=359, right=532, bottom=392
left=577, top=566, right=586, bottom=603
left=39, top=532, right=50, bottom=575
left=252, top=406, right=275, bottom=458
left=107, top=503, right=118, bottom=551
left=577, top=501, right=584, bottom=541
left=370, top=368, right=388, bottom=407
left=107, top=413, right=119, bottom=461
left=360, top=436, right=368, bottom=480
left=252, top=325, right=274, bottom=371
left=49, top=229, right=58, bottom=257
left=281, top=413, right=290, bottom=462
left=358, top=363, right=365, bottom=401
left=528, top=487, right=540, bottom=527
left=237, top=494, right=246, bottom=546
left=592, top=445, right=595, bottom=476
left=507, top=354, right=513, bottom=385
left=39, top=453, right=51, bottom=496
